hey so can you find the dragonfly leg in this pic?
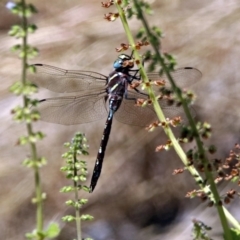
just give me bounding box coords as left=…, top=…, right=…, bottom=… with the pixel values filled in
left=132, top=87, right=149, bottom=97
left=128, top=71, right=141, bottom=81
left=129, top=69, right=139, bottom=72
left=128, top=57, right=146, bottom=81
left=124, top=88, right=148, bottom=102
left=132, top=87, right=146, bottom=95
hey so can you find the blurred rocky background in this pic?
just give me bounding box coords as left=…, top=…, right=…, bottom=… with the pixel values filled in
left=1, top=0, right=240, bottom=239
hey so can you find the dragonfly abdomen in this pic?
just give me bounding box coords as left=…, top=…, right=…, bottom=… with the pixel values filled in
left=89, top=110, right=113, bottom=192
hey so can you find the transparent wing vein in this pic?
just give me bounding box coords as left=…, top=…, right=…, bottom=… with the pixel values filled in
left=36, top=93, right=108, bottom=125
left=29, top=64, right=107, bottom=93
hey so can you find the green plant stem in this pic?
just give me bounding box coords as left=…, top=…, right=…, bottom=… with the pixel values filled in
left=132, top=1, right=233, bottom=238
left=21, top=0, right=43, bottom=236
left=115, top=1, right=208, bottom=195
left=115, top=0, right=239, bottom=236
left=73, top=150, right=82, bottom=240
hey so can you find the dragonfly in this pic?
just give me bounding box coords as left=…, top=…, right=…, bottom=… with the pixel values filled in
left=29, top=53, right=202, bottom=192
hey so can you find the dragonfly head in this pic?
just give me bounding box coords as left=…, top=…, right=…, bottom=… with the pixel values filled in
left=113, top=54, right=134, bottom=70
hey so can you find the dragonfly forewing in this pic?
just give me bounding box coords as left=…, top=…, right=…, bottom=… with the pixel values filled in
left=29, top=64, right=107, bottom=93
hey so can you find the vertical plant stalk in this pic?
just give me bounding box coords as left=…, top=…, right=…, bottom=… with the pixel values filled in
left=21, top=0, right=43, bottom=234
left=114, top=1, right=207, bottom=193
left=114, top=0, right=239, bottom=235
left=73, top=149, right=82, bottom=240
left=61, top=133, right=92, bottom=239
left=132, top=1, right=233, bottom=238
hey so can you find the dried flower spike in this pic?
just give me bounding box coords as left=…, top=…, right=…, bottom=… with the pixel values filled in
left=115, top=43, right=130, bottom=52
left=146, top=121, right=159, bottom=132
left=169, top=116, right=182, bottom=127
left=135, top=41, right=149, bottom=49
left=153, top=79, right=166, bottom=86
left=172, top=168, right=184, bottom=175
left=130, top=81, right=141, bottom=89
left=104, top=12, right=119, bottom=21
left=135, top=98, right=145, bottom=106
left=101, top=0, right=114, bottom=8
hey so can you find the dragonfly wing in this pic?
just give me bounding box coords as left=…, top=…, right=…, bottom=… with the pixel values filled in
left=114, top=90, right=195, bottom=127
left=147, top=67, right=202, bottom=89
left=29, top=64, right=107, bottom=93
left=115, top=99, right=155, bottom=127
left=35, top=92, right=108, bottom=125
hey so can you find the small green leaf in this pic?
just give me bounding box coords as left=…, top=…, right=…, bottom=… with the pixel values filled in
left=79, top=175, right=87, bottom=182
left=62, top=215, right=75, bottom=222
left=231, top=176, right=239, bottom=183
left=65, top=200, right=74, bottom=206
left=81, top=214, right=94, bottom=221
left=25, top=231, right=36, bottom=239
left=60, top=166, right=68, bottom=172
left=79, top=199, right=88, bottom=205
left=27, top=24, right=38, bottom=33
left=60, top=186, right=75, bottom=193
left=136, top=27, right=145, bottom=39
left=10, top=3, right=22, bottom=15
left=22, top=158, right=35, bottom=167
left=31, top=197, right=37, bottom=204
left=82, top=185, right=90, bottom=192
left=42, top=192, right=47, bottom=200
left=28, top=4, right=38, bottom=14
left=44, top=223, right=60, bottom=238
left=73, top=175, right=79, bottom=182
left=64, top=142, right=71, bottom=147
left=80, top=167, right=88, bottom=174
left=11, top=44, right=21, bottom=52
left=152, top=26, right=163, bottom=38
left=18, top=135, right=29, bottom=145
left=8, top=25, right=25, bottom=38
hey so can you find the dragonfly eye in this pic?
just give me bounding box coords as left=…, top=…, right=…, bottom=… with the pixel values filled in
left=113, top=54, right=134, bottom=69
left=113, top=59, right=123, bottom=69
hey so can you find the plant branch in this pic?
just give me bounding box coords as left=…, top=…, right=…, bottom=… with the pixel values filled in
left=132, top=1, right=234, bottom=238
left=21, top=0, right=43, bottom=236
left=73, top=149, right=82, bottom=240
left=115, top=0, right=239, bottom=236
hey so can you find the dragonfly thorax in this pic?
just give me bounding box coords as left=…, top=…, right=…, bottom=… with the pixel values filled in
left=107, top=71, right=128, bottom=98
